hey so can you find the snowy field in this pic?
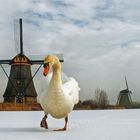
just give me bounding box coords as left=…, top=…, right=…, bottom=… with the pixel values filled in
left=0, top=110, right=140, bottom=140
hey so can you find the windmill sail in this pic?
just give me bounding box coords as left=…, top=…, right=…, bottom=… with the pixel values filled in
left=0, top=60, right=11, bottom=64
left=125, top=76, right=129, bottom=90
left=14, top=18, right=23, bottom=55
left=29, top=54, right=64, bottom=64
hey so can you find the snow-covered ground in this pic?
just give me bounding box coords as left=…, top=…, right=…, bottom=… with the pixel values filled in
left=0, top=109, right=140, bottom=140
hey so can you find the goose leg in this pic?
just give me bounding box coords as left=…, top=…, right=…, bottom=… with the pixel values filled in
left=54, top=116, right=68, bottom=131
left=40, top=114, right=48, bottom=129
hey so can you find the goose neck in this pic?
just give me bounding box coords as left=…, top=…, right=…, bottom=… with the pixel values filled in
left=51, top=62, right=62, bottom=87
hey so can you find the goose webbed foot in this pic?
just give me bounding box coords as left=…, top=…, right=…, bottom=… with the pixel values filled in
left=40, top=115, right=48, bottom=129
left=54, top=116, right=68, bottom=131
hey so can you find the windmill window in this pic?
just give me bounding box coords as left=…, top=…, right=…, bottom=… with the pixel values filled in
left=16, top=80, right=22, bottom=87
left=16, top=94, right=24, bottom=103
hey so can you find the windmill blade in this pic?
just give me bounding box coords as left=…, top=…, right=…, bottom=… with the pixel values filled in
left=29, top=54, right=64, bottom=65
left=125, top=76, right=129, bottom=90
left=14, top=19, right=20, bottom=54
left=0, top=60, right=11, bottom=65
left=14, top=18, right=23, bottom=54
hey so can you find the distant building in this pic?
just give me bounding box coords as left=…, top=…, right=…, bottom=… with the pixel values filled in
left=117, top=77, right=133, bottom=108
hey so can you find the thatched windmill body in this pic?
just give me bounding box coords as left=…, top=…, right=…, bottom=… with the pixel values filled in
left=117, top=77, right=133, bottom=107
left=0, top=19, right=63, bottom=104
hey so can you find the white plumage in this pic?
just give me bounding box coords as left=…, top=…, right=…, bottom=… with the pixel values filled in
left=39, top=55, right=80, bottom=131
left=62, top=77, right=80, bottom=104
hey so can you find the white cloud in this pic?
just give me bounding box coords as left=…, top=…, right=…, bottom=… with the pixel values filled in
left=0, top=0, right=140, bottom=103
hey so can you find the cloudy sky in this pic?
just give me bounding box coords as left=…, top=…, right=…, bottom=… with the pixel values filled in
left=0, top=0, right=140, bottom=104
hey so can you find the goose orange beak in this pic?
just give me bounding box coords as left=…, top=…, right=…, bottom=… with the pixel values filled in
left=43, top=63, right=49, bottom=76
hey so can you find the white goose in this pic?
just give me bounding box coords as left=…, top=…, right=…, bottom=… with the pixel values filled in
left=40, top=55, right=80, bottom=131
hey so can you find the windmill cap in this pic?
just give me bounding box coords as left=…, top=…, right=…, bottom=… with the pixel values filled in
left=11, top=54, right=30, bottom=65
left=120, top=89, right=132, bottom=94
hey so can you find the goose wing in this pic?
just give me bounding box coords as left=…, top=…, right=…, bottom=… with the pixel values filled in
left=62, top=77, right=80, bottom=104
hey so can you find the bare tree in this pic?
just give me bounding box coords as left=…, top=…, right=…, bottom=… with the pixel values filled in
left=94, top=88, right=109, bottom=109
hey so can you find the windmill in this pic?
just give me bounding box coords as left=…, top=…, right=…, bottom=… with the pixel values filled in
left=0, top=18, right=63, bottom=104
left=117, top=76, right=133, bottom=107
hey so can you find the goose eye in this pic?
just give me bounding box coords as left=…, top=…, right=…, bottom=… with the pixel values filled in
left=43, top=63, right=49, bottom=68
